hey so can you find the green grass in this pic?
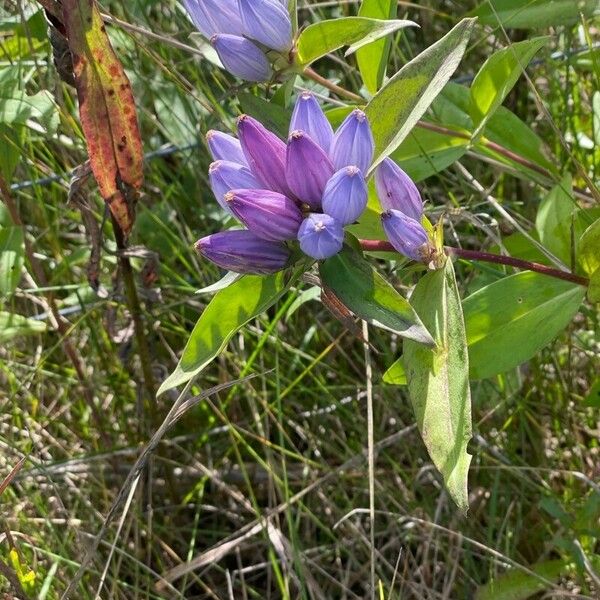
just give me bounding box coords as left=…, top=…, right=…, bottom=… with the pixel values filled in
left=0, top=0, right=599, bottom=598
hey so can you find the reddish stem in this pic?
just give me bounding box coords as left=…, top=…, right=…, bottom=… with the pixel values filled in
left=358, top=239, right=589, bottom=287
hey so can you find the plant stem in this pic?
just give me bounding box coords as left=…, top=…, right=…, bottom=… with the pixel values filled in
left=358, top=239, right=590, bottom=287
left=112, top=218, right=157, bottom=415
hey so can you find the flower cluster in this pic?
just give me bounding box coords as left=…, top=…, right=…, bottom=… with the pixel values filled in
left=197, top=91, right=374, bottom=273
left=184, top=0, right=293, bottom=82
left=196, top=92, right=431, bottom=274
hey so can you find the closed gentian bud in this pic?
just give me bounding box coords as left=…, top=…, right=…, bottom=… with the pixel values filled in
left=321, top=166, right=368, bottom=226
left=209, top=161, right=260, bottom=210
left=196, top=230, right=290, bottom=274
left=238, top=0, right=293, bottom=52
left=330, top=109, right=374, bottom=173
left=286, top=131, right=334, bottom=209
left=206, top=130, right=248, bottom=166
left=238, top=114, right=291, bottom=196
left=381, top=209, right=430, bottom=262
left=297, top=213, right=344, bottom=260
left=375, top=158, right=423, bottom=221
left=184, top=0, right=245, bottom=38
left=225, top=189, right=303, bottom=241
left=290, top=91, right=334, bottom=153
left=211, top=34, right=272, bottom=82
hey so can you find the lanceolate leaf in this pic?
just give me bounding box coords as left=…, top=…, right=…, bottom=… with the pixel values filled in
left=470, top=37, right=548, bottom=136
left=403, top=259, right=472, bottom=512
left=464, top=272, right=585, bottom=380
left=385, top=271, right=586, bottom=383
left=296, top=17, right=416, bottom=66
left=158, top=270, right=298, bottom=396
left=319, top=247, right=434, bottom=346
left=470, top=0, right=600, bottom=29
left=356, top=0, right=396, bottom=94
left=62, top=0, right=144, bottom=236
left=366, top=18, right=476, bottom=172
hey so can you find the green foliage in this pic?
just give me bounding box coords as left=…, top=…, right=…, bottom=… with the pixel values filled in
left=0, top=311, right=47, bottom=341
left=403, top=259, right=472, bottom=512
left=319, top=246, right=434, bottom=345
left=366, top=18, right=476, bottom=171
left=470, top=0, right=600, bottom=29
left=296, top=17, right=416, bottom=66
left=158, top=270, right=300, bottom=395
left=0, top=226, right=23, bottom=297
left=356, top=0, right=396, bottom=94
left=463, top=272, right=585, bottom=380
left=470, top=37, right=548, bottom=136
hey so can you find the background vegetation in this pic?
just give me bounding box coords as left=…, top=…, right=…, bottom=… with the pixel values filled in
left=0, top=0, right=599, bottom=598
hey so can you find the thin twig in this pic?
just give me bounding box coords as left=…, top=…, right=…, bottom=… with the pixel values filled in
left=358, top=239, right=589, bottom=287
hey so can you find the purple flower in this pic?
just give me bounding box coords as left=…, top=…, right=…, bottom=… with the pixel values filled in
left=289, top=91, right=334, bottom=153
left=211, top=35, right=272, bottom=82
left=184, top=0, right=245, bottom=38
left=297, top=213, right=344, bottom=260
left=209, top=161, right=261, bottom=211
left=321, top=166, right=368, bottom=225
left=238, top=0, right=293, bottom=52
left=381, top=209, right=430, bottom=262
left=375, top=158, right=423, bottom=220
left=330, top=109, right=374, bottom=174
left=225, top=189, right=302, bottom=241
left=286, top=130, right=334, bottom=208
left=238, top=114, right=291, bottom=196
left=196, top=230, right=290, bottom=274
left=206, top=130, right=248, bottom=166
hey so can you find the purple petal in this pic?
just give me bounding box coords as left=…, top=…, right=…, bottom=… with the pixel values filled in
left=375, top=158, right=423, bottom=220
left=321, top=166, right=368, bottom=225
left=209, top=160, right=261, bottom=211
left=196, top=229, right=290, bottom=274
left=212, top=34, right=272, bottom=82
left=237, top=114, right=292, bottom=196
left=238, top=0, right=293, bottom=52
left=225, top=189, right=303, bottom=241
left=297, top=213, right=344, bottom=260
left=286, top=130, right=334, bottom=209
left=381, top=209, right=429, bottom=262
left=290, top=91, right=334, bottom=153
left=330, top=109, right=374, bottom=173
left=206, top=130, right=248, bottom=166
left=184, top=0, right=245, bottom=37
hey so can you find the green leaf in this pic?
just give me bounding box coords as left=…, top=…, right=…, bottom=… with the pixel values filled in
left=464, top=272, right=585, bottom=380
left=579, top=217, right=600, bottom=276
left=319, top=247, right=434, bottom=345
left=356, top=0, right=396, bottom=94
left=0, top=311, right=47, bottom=341
left=431, top=82, right=557, bottom=177
left=470, top=37, right=548, bottom=135
left=238, top=93, right=291, bottom=140
left=382, top=358, right=406, bottom=385
left=0, top=124, right=23, bottom=181
left=403, top=259, right=472, bottom=512
left=588, top=268, right=600, bottom=303
left=0, top=226, right=24, bottom=297
left=0, top=88, right=58, bottom=132
left=366, top=18, right=476, bottom=172
left=296, top=17, right=416, bottom=66
left=157, top=271, right=297, bottom=396
left=584, top=379, right=600, bottom=408
left=535, top=174, right=575, bottom=264
left=470, top=0, right=600, bottom=29
left=476, top=559, right=574, bottom=600
left=392, top=127, right=469, bottom=181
